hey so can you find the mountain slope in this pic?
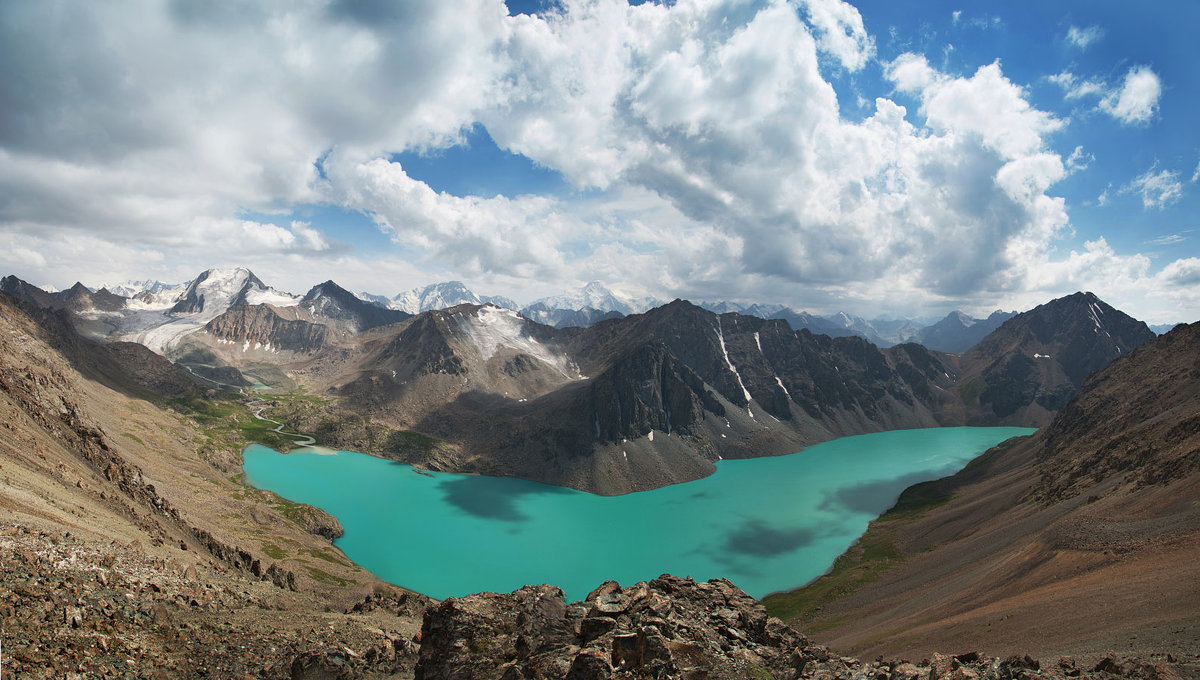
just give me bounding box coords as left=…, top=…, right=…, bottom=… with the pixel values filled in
left=951, top=292, right=1155, bottom=426
left=916, top=309, right=1016, bottom=353
left=767, top=321, right=1200, bottom=661
left=298, top=300, right=963, bottom=493
left=0, top=290, right=430, bottom=676
left=299, top=280, right=410, bottom=333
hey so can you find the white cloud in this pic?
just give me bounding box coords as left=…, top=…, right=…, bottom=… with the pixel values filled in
left=0, top=0, right=1196, bottom=322
left=1048, top=71, right=1106, bottom=100
left=1148, top=233, right=1187, bottom=246
left=889, top=56, right=1065, bottom=159
left=1051, top=66, right=1163, bottom=126
left=1193, top=159, right=1200, bottom=183
left=796, top=0, right=875, bottom=71
left=1159, top=258, right=1200, bottom=286
left=1066, top=25, right=1104, bottom=50
left=1125, top=167, right=1183, bottom=210
left=1100, top=66, right=1162, bottom=125
left=1066, top=146, right=1092, bottom=172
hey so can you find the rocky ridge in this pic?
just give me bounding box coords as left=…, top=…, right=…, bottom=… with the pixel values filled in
left=951, top=292, right=1155, bottom=426
left=414, top=575, right=1185, bottom=680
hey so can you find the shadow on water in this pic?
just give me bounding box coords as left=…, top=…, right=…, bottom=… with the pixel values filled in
left=821, top=469, right=950, bottom=515
left=438, top=475, right=573, bottom=522
left=723, top=519, right=817, bottom=557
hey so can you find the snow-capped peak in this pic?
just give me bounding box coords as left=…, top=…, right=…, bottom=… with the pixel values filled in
left=355, top=291, right=393, bottom=308
left=531, top=281, right=661, bottom=315
left=392, top=281, right=483, bottom=314
left=103, top=279, right=173, bottom=298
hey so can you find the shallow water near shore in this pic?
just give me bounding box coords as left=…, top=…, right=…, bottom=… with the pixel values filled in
left=242, top=426, right=1033, bottom=601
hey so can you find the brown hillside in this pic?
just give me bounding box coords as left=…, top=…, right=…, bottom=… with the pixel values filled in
left=768, top=322, right=1200, bottom=665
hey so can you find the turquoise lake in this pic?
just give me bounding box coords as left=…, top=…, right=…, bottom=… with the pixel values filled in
left=242, top=427, right=1033, bottom=602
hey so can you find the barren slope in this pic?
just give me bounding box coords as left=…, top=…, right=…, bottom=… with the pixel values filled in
left=0, top=293, right=429, bottom=676
left=767, top=322, right=1200, bottom=663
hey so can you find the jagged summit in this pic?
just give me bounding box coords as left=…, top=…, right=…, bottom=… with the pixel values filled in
left=299, top=279, right=409, bottom=332
left=168, top=267, right=286, bottom=314
left=953, top=291, right=1155, bottom=425
left=915, top=309, right=1016, bottom=353
left=391, top=281, right=487, bottom=314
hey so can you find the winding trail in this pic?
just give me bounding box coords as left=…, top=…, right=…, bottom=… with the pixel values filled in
left=178, top=362, right=319, bottom=447
left=246, top=399, right=316, bottom=447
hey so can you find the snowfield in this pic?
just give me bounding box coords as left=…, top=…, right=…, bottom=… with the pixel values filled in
left=458, top=306, right=582, bottom=380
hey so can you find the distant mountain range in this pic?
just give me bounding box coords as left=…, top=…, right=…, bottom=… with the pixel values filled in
left=0, top=267, right=1163, bottom=494
left=73, top=273, right=1180, bottom=351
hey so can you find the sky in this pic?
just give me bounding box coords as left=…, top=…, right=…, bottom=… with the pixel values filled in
left=1, top=0, right=1198, bottom=323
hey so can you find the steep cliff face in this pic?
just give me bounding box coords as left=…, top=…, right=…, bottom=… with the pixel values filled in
left=203, top=304, right=331, bottom=354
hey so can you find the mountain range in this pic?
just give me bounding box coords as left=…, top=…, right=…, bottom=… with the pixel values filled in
left=0, top=265, right=1194, bottom=675
left=1, top=268, right=1156, bottom=494
left=57, top=270, right=1085, bottom=354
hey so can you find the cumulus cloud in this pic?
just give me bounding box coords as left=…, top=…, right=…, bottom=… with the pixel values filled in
left=0, top=0, right=1195, bottom=321
left=1066, top=25, right=1104, bottom=50
left=1050, top=66, right=1163, bottom=126
left=1159, top=258, right=1200, bottom=286
left=1100, top=66, right=1162, bottom=125
left=797, top=0, right=875, bottom=71
left=1125, top=167, right=1183, bottom=210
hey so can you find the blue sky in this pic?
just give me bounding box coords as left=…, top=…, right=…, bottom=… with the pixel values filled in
left=1, top=0, right=1197, bottom=322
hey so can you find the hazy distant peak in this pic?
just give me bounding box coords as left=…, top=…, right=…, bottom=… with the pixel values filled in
left=392, top=281, right=485, bottom=314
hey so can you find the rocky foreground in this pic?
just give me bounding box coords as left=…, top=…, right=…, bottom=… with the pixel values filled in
left=5, top=516, right=1191, bottom=680
left=415, top=575, right=1186, bottom=680
left=0, top=522, right=426, bottom=679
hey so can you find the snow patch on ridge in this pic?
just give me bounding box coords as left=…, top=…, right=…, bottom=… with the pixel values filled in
left=245, top=288, right=300, bottom=307
left=715, top=319, right=754, bottom=418
left=458, top=306, right=581, bottom=379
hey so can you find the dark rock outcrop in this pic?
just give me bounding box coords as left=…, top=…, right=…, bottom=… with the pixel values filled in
left=300, top=280, right=410, bottom=333
left=205, top=304, right=331, bottom=354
